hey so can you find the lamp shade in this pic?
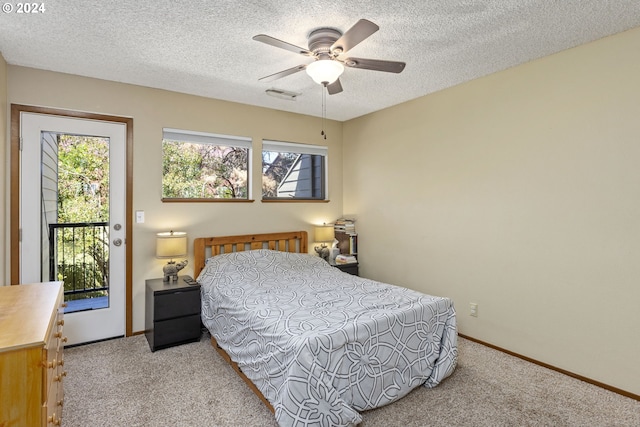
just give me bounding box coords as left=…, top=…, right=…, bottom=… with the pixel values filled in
left=314, top=225, right=334, bottom=243
left=156, top=231, right=187, bottom=258
left=306, top=60, right=344, bottom=85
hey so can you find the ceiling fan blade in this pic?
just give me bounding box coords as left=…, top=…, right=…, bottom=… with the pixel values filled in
left=258, top=64, right=307, bottom=82
left=253, top=34, right=312, bottom=56
left=330, top=19, right=379, bottom=54
left=326, top=79, right=343, bottom=95
left=344, top=57, right=406, bottom=73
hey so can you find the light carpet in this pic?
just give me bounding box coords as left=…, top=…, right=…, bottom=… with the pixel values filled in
left=62, top=333, right=640, bottom=426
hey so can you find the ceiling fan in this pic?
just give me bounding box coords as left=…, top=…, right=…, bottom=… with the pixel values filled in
left=253, top=19, right=406, bottom=95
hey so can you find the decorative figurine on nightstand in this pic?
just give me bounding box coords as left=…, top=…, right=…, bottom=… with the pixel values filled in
left=163, top=259, right=187, bottom=282
left=314, top=245, right=330, bottom=262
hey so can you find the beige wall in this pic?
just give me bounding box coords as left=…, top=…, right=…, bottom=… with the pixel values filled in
left=343, top=27, right=640, bottom=396
left=6, top=67, right=343, bottom=331
left=0, top=53, right=6, bottom=284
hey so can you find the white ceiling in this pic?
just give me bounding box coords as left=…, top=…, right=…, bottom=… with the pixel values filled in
left=1, top=1, right=639, bottom=121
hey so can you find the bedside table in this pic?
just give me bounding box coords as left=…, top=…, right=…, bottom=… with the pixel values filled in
left=145, top=277, right=201, bottom=352
left=333, top=263, right=359, bottom=276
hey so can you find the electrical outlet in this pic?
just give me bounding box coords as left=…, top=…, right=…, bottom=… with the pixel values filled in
left=135, top=210, right=145, bottom=223
left=470, top=303, right=478, bottom=317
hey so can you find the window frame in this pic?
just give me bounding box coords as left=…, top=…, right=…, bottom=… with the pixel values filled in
left=161, top=128, right=253, bottom=202
left=261, top=139, right=328, bottom=202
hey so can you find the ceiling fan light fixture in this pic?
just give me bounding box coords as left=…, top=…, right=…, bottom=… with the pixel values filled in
left=306, top=60, right=344, bottom=85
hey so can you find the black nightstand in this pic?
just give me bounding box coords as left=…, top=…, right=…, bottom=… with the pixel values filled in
left=334, top=263, right=359, bottom=276
left=145, top=277, right=201, bottom=352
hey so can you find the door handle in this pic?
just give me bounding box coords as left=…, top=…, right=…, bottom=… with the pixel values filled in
left=113, top=238, right=123, bottom=247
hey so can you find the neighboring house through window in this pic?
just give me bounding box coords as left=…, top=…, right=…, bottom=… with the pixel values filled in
left=262, top=140, right=327, bottom=200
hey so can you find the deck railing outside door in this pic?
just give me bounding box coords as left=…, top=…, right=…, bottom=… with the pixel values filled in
left=48, top=222, right=109, bottom=301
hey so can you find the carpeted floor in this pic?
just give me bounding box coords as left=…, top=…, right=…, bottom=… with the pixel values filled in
left=62, top=333, right=640, bottom=426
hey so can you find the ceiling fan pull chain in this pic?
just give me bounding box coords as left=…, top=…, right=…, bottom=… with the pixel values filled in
left=321, top=83, right=327, bottom=139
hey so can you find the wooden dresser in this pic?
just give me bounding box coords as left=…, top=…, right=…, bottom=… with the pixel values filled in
left=0, top=282, right=67, bottom=426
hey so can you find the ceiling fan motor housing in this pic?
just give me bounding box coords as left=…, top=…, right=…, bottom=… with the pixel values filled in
left=308, top=28, right=342, bottom=57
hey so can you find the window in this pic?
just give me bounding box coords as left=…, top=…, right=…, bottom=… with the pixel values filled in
left=162, top=128, right=251, bottom=200
left=262, top=140, right=327, bottom=200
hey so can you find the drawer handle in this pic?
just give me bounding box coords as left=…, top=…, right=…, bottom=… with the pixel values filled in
left=54, top=332, right=63, bottom=338
left=62, top=337, right=68, bottom=343
left=47, top=358, right=57, bottom=369
left=61, top=302, right=68, bottom=308
left=58, top=359, right=65, bottom=367
left=47, top=413, right=61, bottom=425
left=57, top=399, right=64, bottom=407
left=57, top=319, right=65, bottom=326
left=53, top=371, right=66, bottom=382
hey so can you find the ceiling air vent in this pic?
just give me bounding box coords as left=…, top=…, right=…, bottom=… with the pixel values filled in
left=265, top=88, right=300, bottom=101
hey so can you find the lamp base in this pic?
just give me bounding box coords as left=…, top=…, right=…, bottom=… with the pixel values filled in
left=314, top=244, right=330, bottom=262
left=162, top=259, right=188, bottom=282
left=163, top=274, right=179, bottom=283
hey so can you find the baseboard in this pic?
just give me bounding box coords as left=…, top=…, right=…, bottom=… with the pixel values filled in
left=65, top=335, right=125, bottom=349
left=458, top=333, right=640, bottom=402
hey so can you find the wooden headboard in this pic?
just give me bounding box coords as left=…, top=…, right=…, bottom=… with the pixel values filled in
left=193, top=231, right=308, bottom=278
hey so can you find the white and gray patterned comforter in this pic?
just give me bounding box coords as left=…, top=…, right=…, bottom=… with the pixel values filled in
left=198, top=249, right=457, bottom=427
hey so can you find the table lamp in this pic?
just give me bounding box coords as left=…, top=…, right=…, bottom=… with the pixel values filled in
left=314, top=224, right=334, bottom=262
left=156, top=231, right=188, bottom=282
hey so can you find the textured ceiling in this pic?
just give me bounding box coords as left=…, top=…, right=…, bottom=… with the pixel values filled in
left=1, top=1, right=639, bottom=121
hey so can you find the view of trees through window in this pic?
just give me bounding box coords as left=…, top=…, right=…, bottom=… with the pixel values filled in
left=162, top=140, right=249, bottom=199
left=53, top=134, right=110, bottom=303
left=58, top=135, right=109, bottom=222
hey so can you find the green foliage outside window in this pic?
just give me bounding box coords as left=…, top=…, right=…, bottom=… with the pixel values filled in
left=58, top=135, right=109, bottom=223
left=162, top=140, right=248, bottom=199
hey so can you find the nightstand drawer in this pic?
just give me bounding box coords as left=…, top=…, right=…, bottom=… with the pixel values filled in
left=334, top=263, right=359, bottom=276
left=153, top=314, right=201, bottom=348
left=154, top=289, right=200, bottom=321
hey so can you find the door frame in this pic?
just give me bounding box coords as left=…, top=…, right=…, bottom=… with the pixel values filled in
left=10, top=104, right=134, bottom=337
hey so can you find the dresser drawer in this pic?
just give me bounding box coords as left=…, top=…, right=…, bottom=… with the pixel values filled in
left=44, top=333, right=57, bottom=392
left=152, top=314, right=201, bottom=348
left=154, top=288, right=200, bottom=321
left=43, top=384, right=61, bottom=427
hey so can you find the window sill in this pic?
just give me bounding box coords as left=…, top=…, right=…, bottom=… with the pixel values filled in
left=161, top=198, right=255, bottom=203
left=261, top=199, right=330, bottom=203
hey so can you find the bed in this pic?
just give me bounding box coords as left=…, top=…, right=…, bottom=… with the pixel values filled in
left=194, top=231, right=457, bottom=427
